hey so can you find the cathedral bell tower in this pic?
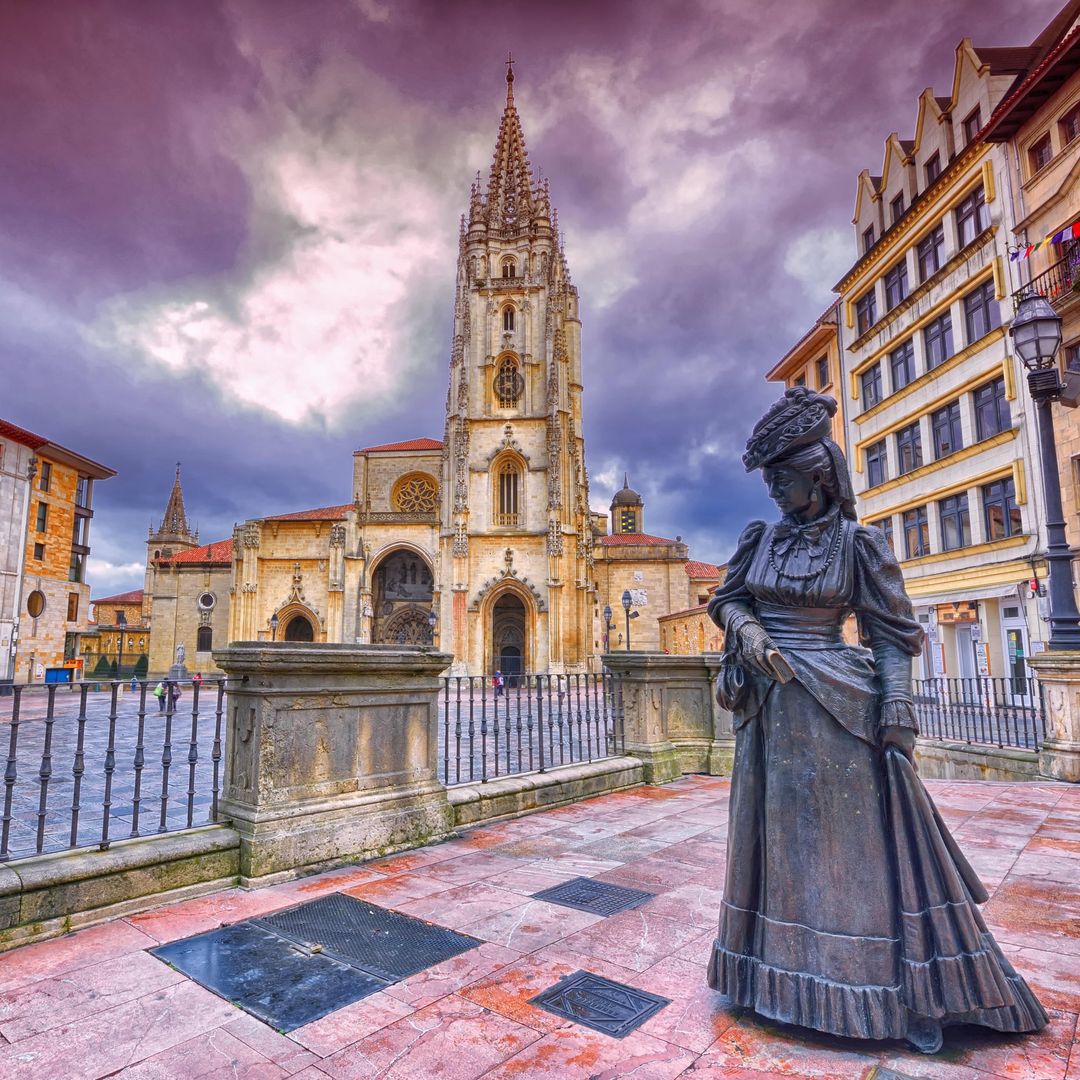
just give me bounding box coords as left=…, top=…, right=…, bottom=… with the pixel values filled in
left=440, top=58, right=594, bottom=675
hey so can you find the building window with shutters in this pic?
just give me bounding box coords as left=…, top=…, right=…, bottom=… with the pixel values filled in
left=916, top=225, right=946, bottom=281
left=895, top=421, right=923, bottom=475
left=963, top=279, right=1000, bottom=343
left=860, top=364, right=883, bottom=411
left=503, top=306, right=514, bottom=332
left=903, top=506, right=930, bottom=558
left=924, top=311, right=954, bottom=369
left=955, top=186, right=988, bottom=247
left=872, top=516, right=894, bottom=552
left=939, top=493, right=971, bottom=551
left=983, top=477, right=1022, bottom=540
left=197, top=626, right=213, bottom=652
left=856, top=289, right=877, bottom=334
left=884, top=261, right=908, bottom=310
left=931, top=401, right=963, bottom=459
left=974, top=377, right=1011, bottom=440
left=889, top=339, right=915, bottom=391
left=495, top=357, right=522, bottom=408
left=865, top=439, right=889, bottom=488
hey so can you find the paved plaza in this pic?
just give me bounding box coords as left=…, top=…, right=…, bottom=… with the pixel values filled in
left=0, top=775, right=1075, bottom=1078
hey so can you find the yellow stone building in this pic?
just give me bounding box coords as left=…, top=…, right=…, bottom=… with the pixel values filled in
left=83, top=589, right=148, bottom=676
left=0, top=418, right=114, bottom=685
left=984, top=4, right=1080, bottom=561
left=765, top=303, right=845, bottom=446
left=833, top=31, right=1061, bottom=687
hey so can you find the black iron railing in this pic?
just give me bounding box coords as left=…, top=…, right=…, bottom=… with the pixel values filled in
left=439, top=672, right=625, bottom=786
left=0, top=680, right=226, bottom=862
left=1015, top=238, right=1080, bottom=309
left=912, top=676, right=1045, bottom=750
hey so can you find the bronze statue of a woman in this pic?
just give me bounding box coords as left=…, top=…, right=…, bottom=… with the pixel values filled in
left=707, top=387, right=1046, bottom=1054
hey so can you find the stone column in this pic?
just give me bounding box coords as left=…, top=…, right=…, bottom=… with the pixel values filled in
left=1028, top=650, right=1080, bottom=782
left=215, top=643, right=455, bottom=884
left=603, top=652, right=733, bottom=781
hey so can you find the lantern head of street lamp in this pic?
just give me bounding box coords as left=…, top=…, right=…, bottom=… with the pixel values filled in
left=428, top=608, right=437, bottom=630
left=603, top=604, right=612, bottom=625
left=621, top=589, right=632, bottom=611
left=269, top=613, right=279, bottom=638
left=1011, top=293, right=1063, bottom=372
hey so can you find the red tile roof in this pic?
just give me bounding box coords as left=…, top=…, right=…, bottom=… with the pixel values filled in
left=354, top=438, right=443, bottom=454
left=685, top=560, right=722, bottom=579
left=597, top=532, right=679, bottom=546
left=263, top=504, right=354, bottom=522
left=0, top=419, right=47, bottom=450
left=158, top=539, right=234, bottom=565
left=92, top=589, right=144, bottom=606
left=659, top=602, right=711, bottom=619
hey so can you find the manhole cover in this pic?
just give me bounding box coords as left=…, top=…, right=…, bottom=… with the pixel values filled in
left=531, top=877, right=655, bottom=916
left=254, top=892, right=481, bottom=982
left=151, top=921, right=384, bottom=1031
left=529, top=970, right=670, bottom=1038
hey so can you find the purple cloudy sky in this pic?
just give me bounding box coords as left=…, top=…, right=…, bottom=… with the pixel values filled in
left=0, top=0, right=1063, bottom=594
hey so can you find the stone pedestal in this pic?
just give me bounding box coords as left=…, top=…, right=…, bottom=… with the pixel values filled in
left=168, top=664, right=189, bottom=682
left=603, top=652, right=734, bottom=781
left=214, top=643, right=455, bottom=884
left=1028, top=650, right=1080, bottom=783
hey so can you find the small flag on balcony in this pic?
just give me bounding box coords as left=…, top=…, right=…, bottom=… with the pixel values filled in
left=1011, top=218, right=1080, bottom=260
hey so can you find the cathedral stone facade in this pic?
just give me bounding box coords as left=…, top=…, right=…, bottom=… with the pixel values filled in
left=143, top=68, right=719, bottom=678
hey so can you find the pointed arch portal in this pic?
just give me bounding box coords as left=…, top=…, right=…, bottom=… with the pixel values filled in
left=492, top=592, right=526, bottom=682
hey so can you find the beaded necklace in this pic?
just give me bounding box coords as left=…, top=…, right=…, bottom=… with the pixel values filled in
left=766, top=514, right=843, bottom=582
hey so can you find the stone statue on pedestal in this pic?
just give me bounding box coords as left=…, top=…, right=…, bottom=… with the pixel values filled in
left=707, top=387, right=1046, bottom=1054
left=169, top=640, right=189, bottom=682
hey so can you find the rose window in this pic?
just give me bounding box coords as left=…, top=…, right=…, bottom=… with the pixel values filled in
left=394, top=476, right=437, bottom=513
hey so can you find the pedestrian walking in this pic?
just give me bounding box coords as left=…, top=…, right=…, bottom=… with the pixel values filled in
left=168, top=681, right=182, bottom=712
left=556, top=674, right=567, bottom=711
left=154, top=680, right=166, bottom=712
left=493, top=670, right=504, bottom=698
left=129, top=675, right=138, bottom=693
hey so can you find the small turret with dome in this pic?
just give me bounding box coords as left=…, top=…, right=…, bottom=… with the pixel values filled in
left=610, top=473, right=644, bottom=534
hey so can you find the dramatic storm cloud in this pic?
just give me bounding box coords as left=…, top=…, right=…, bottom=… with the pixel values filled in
left=0, top=0, right=1062, bottom=592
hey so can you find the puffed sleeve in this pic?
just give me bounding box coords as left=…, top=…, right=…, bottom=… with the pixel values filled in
left=707, top=519, right=766, bottom=632
left=853, top=525, right=925, bottom=726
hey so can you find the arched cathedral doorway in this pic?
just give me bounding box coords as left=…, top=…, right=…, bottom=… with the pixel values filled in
left=372, top=549, right=434, bottom=645
left=284, top=615, right=314, bottom=642
left=492, top=592, right=526, bottom=683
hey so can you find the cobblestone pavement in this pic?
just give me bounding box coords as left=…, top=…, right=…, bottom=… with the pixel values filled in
left=0, top=775, right=1075, bottom=1078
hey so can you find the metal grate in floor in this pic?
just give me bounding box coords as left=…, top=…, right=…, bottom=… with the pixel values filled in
left=254, top=891, right=481, bottom=982
left=151, top=921, right=384, bottom=1031
left=531, top=876, right=655, bottom=916
left=529, top=970, right=670, bottom=1038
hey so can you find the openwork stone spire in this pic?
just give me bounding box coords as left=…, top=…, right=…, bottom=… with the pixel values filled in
left=156, top=462, right=196, bottom=542
left=485, top=54, right=536, bottom=234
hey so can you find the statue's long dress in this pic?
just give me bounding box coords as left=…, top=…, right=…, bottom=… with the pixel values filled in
left=707, top=510, right=1046, bottom=1040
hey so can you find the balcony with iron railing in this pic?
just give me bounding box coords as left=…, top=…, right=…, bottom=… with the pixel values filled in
left=1014, top=237, right=1080, bottom=310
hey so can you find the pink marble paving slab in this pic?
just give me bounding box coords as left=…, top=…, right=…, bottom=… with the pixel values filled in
left=109, top=1026, right=287, bottom=1079
left=660, top=837, right=729, bottom=870
left=225, top=1013, right=320, bottom=1073
left=544, top=907, right=708, bottom=973
left=629, top=955, right=738, bottom=1052
left=268, top=865, right=388, bottom=900
left=595, top=855, right=706, bottom=893
left=481, top=1023, right=698, bottom=1080
left=0, top=978, right=238, bottom=1078
left=623, top=818, right=714, bottom=843
left=984, top=876, right=1080, bottom=955
left=287, top=991, right=415, bottom=1057
left=1010, top=851, right=1080, bottom=885
left=126, top=887, right=296, bottom=944
left=0, top=949, right=183, bottom=1042
left=488, top=835, right=576, bottom=860
left=413, top=851, right=522, bottom=886
left=526, top=852, right=625, bottom=879
left=458, top=898, right=604, bottom=952
left=640, top=882, right=723, bottom=929
left=314, top=993, right=541, bottom=1079
left=880, top=1008, right=1078, bottom=1080
left=547, top=818, right=630, bottom=842
left=700, top=1014, right=881, bottom=1079
left=672, top=928, right=715, bottom=964
left=342, top=873, right=456, bottom=908
left=395, top=882, right=525, bottom=928
left=1001, top=942, right=1080, bottom=1013
left=1027, top=835, right=1080, bottom=861
left=381, top=940, right=522, bottom=1009
left=0, top=919, right=158, bottom=992
left=479, top=864, right=582, bottom=896
left=362, top=845, right=463, bottom=875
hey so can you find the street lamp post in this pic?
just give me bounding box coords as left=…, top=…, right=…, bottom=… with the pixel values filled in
left=621, top=589, right=640, bottom=651
left=269, top=614, right=279, bottom=641
left=1010, top=293, right=1080, bottom=650
left=116, top=610, right=127, bottom=680
left=603, top=605, right=613, bottom=653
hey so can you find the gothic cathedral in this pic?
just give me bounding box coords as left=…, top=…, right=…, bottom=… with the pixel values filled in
left=136, top=65, right=719, bottom=679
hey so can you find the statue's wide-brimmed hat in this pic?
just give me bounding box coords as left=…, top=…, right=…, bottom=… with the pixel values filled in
left=743, top=387, right=838, bottom=472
